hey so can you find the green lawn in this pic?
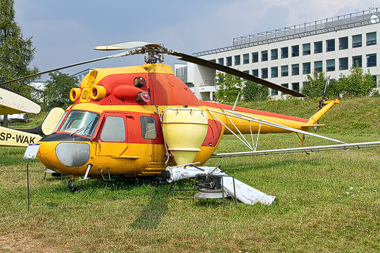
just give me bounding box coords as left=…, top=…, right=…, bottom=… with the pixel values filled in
left=0, top=98, right=380, bottom=252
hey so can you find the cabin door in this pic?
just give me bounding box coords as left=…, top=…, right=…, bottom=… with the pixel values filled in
left=97, top=114, right=129, bottom=156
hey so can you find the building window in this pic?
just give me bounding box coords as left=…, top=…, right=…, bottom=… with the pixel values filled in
left=243, top=54, right=249, bottom=64
left=303, top=82, right=309, bottom=91
left=261, top=51, right=268, bottom=61
left=218, top=58, right=224, bottom=65
left=281, top=65, right=288, bottom=77
left=292, top=45, right=299, bottom=57
left=352, top=34, right=362, bottom=48
left=326, top=59, right=335, bottom=71
left=226, top=56, right=232, bottom=66
left=261, top=68, right=268, bottom=79
left=281, top=47, right=288, bottom=58
left=303, top=62, right=311, bottom=74
left=271, top=89, right=278, bottom=95
left=339, top=37, right=348, bottom=49
left=314, top=61, right=322, bottom=72
left=271, top=49, right=278, bottom=60
left=303, top=43, right=311, bottom=55
left=352, top=55, right=362, bottom=67
left=271, top=67, right=278, bottom=77
left=372, top=75, right=377, bottom=88
left=281, top=84, right=288, bottom=95
left=367, top=54, right=376, bottom=67
left=292, top=64, right=299, bottom=75
left=242, top=70, right=249, bottom=80
left=235, top=55, right=241, bottom=65
left=339, top=58, right=348, bottom=70
left=252, top=52, right=258, bottom=63
left=314, top=41, right=322, bottom=53
left=367, top=32, right=376, bottom=46
left=292, top=83, right=299, bottom=92
left=326, top=39, right=335, bottom=52
left=252, top=69, right=258, bottom=77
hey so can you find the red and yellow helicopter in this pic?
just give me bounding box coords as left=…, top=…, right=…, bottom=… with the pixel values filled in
left=2, top=42, right=380, bottom=205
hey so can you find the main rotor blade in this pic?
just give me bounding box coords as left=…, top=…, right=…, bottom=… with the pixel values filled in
left=94, top=41, right=152, bottom=51
left=171, top=51, right=307, bottom=97
left=0, top=51, right=131, bottom=86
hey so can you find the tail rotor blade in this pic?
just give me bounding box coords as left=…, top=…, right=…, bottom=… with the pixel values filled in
left=315, top=76, right=331, bottom=132
left=319, top=76, right=330, bottom=110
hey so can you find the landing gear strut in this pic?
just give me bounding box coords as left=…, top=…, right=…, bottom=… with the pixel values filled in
left=68, top=178, right=78, bottom=192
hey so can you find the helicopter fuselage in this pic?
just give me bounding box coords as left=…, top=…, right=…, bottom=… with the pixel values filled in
left=37, top=64, right=314, bottom=178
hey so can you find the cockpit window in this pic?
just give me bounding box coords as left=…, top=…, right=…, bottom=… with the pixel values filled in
left=59, top=110, right=100, bottom=137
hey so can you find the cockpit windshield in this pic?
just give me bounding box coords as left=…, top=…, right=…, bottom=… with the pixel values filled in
left=59, top=110, right=100, bottom=137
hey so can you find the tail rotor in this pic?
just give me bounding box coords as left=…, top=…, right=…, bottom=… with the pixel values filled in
left=314, top=76, right=330, bottom=132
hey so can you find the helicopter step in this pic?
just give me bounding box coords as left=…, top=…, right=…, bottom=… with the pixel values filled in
left=98, top=167, right=115, bottom=181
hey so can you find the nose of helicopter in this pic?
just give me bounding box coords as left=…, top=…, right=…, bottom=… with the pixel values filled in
left=38, top=141, right=90, bottom=171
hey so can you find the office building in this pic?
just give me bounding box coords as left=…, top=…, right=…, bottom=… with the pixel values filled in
left=175, top=8, right=380, bottom=100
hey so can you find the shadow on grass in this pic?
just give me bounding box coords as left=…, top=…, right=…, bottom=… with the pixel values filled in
left=129, top=186, right=169, bottom=230
left=44, top=176, right=170, bottom=229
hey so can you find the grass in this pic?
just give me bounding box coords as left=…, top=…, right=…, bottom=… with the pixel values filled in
left=1, top=97, right=380, bottom=252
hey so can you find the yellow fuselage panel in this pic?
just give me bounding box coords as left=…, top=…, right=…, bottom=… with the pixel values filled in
left=38, top=140, right=217, bottom=177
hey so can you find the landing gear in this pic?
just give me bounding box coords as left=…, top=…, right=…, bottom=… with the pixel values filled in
left=68, top=179, right=78, bottom=192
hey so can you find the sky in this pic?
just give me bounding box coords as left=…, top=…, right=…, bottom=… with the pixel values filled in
left=12, top=0, right=380, bottom=81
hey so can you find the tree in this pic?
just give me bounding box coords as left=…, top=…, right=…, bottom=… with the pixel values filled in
left=0, top=0, right=39, bottom=94
left=43, top=71, right=78, bottom=110
left=303, top=70, right=341, bottom=99
left=0, top=0, right=39, bottom=126
left=215, top=72, right=242, bottom=103
left=242, top=81, right=268, bottom=101
left=339, top=64, right=375, bottom=97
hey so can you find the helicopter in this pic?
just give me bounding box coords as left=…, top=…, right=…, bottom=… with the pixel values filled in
left=2, top=41, right=380, bottom=205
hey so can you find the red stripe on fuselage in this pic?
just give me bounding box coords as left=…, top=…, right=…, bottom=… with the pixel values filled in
left=86, top=111, right=222, bottom=147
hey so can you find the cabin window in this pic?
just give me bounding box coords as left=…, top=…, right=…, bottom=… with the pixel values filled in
left=100, top=116, right=126, bottom=142
left=140, top=116, right=156, bottom=139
